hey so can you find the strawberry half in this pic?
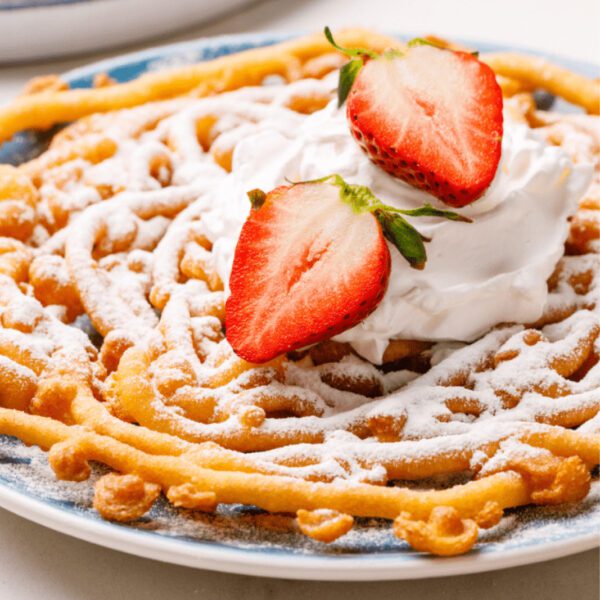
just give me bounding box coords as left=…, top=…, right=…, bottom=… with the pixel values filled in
left=326, top=29, right=503, bottom=208
left=225, top=175, right=469, bottom=362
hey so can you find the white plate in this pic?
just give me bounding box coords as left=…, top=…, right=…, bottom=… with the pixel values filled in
left=0, top=0, right=255, bottom=63
left=0, top=32, right=598, bottom=581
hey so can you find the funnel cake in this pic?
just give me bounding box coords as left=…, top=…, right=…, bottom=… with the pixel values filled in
left=0, top=30, right=598, bottom=557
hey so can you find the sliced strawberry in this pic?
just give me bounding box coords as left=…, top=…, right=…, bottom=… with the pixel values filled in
left=226, top=181, right=390, bottom=363
left=326, top=30, right=503, bottom=207
left=225, top=176, right=470, bottom=362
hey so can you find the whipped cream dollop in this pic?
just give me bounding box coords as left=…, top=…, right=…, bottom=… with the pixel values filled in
left=196, top=96, right=592, bottom=364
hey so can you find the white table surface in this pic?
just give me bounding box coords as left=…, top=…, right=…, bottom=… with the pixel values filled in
left=0, top=0, right=598, bottom=598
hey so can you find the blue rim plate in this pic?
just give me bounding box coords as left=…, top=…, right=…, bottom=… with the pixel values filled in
left=0, top=0, right=94, bottom=9
left=0, top=33, right=598, bottom=581
left=0, top=0, right=95, bottom=9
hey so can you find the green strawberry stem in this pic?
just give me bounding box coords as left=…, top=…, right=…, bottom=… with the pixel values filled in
left=328, top=174, right=470, bottom=269
left=407, top=36, right=479, bottom=57
left=407, top=37, right=440, bottom=49
left=324, top=27, right=379, bottom=106
left=326, top=174, right=471, bottom=222
left=385, top=204, right=473, bottom=223
left=249, top=174, right=472, bottom=270
left=323, top=27, right=378, bottom=60
left=247, top=188, right=267, bottom=209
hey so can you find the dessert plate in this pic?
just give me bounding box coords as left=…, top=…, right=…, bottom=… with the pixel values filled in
left=0, top=0, right=255, bottom=63
left=0, top=32, right=598, bottom=581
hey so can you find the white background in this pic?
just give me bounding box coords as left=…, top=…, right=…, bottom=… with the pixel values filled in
left=0, top=0, right=598, bottom=598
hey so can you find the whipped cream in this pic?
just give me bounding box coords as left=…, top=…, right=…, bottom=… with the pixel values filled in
left=195, top=95, right=592, bottom=364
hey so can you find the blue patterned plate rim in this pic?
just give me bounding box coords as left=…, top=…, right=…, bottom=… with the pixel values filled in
left=0, top=0, right=96, bottom=11
left=0, top=32, right=598, bottom=581
left=0, top=481, right=597, bottom=581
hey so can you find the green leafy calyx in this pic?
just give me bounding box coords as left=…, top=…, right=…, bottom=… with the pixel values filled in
left=374, top=209, right=428, bottom=270
left=324, top=27, right=379, bottom=106
left=294, top=174, right=471, bottom=269
left=323, top=26, right=378, bottom=60
left=337, top=59, right=363, bottom=107
left=247, top=188, right=267, bottom=210
left=407, top=37, right=441, bottom=49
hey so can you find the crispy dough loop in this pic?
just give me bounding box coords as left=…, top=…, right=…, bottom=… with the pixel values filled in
left=393, top=507, right=479, bottom=556
left=0, top=165, right=38, bottom=241
left=0, top=355, right=37, bottom=411
left=0, top=238, right=31, bottom=282
left=297, top=508, right=354, bottom=543
left=474, top=501, right=503, bottom=529
left=166, top=483, right=217, bottom=512
left=94, top=472, right=161, bottom=522
left=493, top=454, right=592, bottom=505
left=29, top=254, right=84, bottom=321
left=49, top=438, right=91, bottom=482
